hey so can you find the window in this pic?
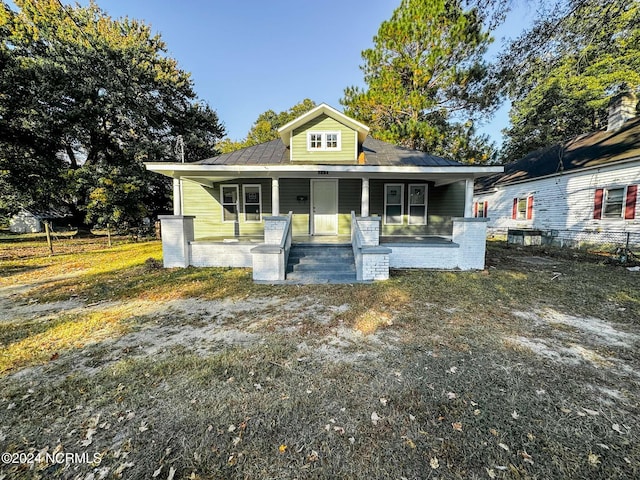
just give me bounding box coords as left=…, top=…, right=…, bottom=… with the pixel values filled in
left=306, top=132, right=341, bottom=151
left=474, top=201, right=488, bottom=218
left=604, top=187, right=625, bottom=218
left=512, top=196, right=533, bottom=220
left=309, top=133, right=323, bottom=150
left=384, top=184, right=404, bottom=225
left=594, top=185, right=637, bottom=220
left=243, top=184, right=262, bottom=222
left=221, top=185, right=239, bottom=222
left=408, top=184, right=427, bottom=225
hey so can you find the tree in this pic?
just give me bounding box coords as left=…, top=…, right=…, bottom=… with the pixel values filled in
left=497, top=0, right=640, bottom=160
left=341, top=0, right=498, bottom=163
left=0, top=0, right=225, bottom=230
left=219, top=99, right=316, bottom=153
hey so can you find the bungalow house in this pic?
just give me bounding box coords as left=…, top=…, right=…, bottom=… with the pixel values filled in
left=474, top=91, right=640, bottom=249
left=146, top=104, right=502, bottom=282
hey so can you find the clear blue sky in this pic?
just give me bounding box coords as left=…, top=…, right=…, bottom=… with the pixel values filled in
left=64, top=1, right=535, bottom=147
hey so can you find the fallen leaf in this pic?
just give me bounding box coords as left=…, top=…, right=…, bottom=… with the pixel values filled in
left=612, top=423, right=623, bottom=434
left=139, top=421, right=149, bottom=433
left=348, top=437, right=355, bottom=444
left=379, top=397, right=388, bottom=406
left=307, top=450, right=319, bottom=462
left=498, top=443, right=510, bottom=451
left=486, top=468, right=496, bottom=479
left=403, top=437, right=416, bottom=449
left=521, top=451, right=534, bottom=464
left=278, top=444, right=287, bottom=454
left=452, top=422, right=463, bottom=432
left=448, top=366, right=458, bottom=374
left=232, top=436, right=241, bottom=446
left=409, top=414, right=416, bottom=421
left=333, top=426, right=345, bottom=435
left=582, top=407, right=599, bottom=416
left=474, top=409, right=481, bottom=416
left=371, top=412, right=381, bottom=426
left=596, top=443, right=609, bottom=450
left=527, top=432, right=535, bottom=441
left=430, top=457, right=439, bottom=469
left=588, top=452, right=600, bottom=466
left=167, top=466, right=176, bottom=480
left=81, top=427, right=97, bottom=447
left=447, top=391, right=457, bottom=399
left=253, top=383, right=262, bottom=391
left=228, top=424, right=236, bottom=432
left=152, top=465, right=162, bottom=478
left=511, top=410, right=520, bottom=420
left=489, top=428, right=499, bottom=436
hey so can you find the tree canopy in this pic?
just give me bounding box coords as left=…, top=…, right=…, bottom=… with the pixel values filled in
left=219, top=99, right=317, bottom=153
left=0, top=0, right=224, bottom=229
left=497, top=0, right=640, bottom=160
left=341, top=0, right=498, bottom=164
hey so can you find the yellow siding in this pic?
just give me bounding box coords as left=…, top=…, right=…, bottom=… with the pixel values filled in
left=181, top=179, right=270, bottom=240
left=291, top=114, right=357, bottom=163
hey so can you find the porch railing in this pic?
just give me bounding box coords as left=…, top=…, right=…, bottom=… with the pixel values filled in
left=251, top=211, right=293, bottom=282
left=351, top=211, right=390, bottom=281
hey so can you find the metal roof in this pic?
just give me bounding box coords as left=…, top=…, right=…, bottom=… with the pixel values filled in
left=196, top=136, right=463, bottom=167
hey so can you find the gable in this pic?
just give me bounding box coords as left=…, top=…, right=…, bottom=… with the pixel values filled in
left=290, top=113, right=357, bottom=163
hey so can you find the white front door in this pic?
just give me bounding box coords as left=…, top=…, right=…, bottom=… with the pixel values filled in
left=311, top=179, right=338, bottom=235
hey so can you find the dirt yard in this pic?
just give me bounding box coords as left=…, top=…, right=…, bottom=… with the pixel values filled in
left=0, top=237, right=638, bottom=479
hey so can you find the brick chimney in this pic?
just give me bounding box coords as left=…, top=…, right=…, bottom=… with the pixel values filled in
left=607, top=90, right=637, bottom=131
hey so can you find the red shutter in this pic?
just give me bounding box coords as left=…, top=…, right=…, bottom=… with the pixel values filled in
left=512, top=198, right=518, bottom=219
left=484, top=200, right=488, bottom=218
left=625, top=185, right=638, bottom=220
left=473, top=202, right=478, bottom=217
left=593, top=188, right=604, bottom=219
left=526, top=196, right=534, bottom=220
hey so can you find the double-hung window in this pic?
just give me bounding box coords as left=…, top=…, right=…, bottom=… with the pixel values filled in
left=221, top=185, right=239, bottom=222
left=512, top=196, right=533, bottom=220
left=384, top=184, right=404, bottom=225
left=243, top=185, right=262, bottom=222
left=474, top=201, right=488, bottom=218
left=408, top=184, right=427, bottom=225
left=594, top=185, right=637, bottom=220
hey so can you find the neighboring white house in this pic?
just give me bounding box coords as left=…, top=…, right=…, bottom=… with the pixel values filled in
left=474, top=91, right=640, bottom=248
left=9, top=209, right=43, bottom=233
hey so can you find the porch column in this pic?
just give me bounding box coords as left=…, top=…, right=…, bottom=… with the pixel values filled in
left=173, top=178, right=182, bottom=215
left=464, top=178, right=474, bottom=218
left=361, top=177, right=370, bottom=217
left=271, top=177, right=280, bottom=216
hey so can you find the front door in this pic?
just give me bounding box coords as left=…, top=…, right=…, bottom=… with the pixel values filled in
left=311, top=179, right=338, bottom=235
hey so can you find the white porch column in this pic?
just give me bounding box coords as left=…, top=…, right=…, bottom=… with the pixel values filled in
left=271, top=177, right=280, bottom=216
left=464, top=178, right=474, bottom=218
left=361, top=177, right=370, bottom=217
left=173, top=178, right=182, bottom=215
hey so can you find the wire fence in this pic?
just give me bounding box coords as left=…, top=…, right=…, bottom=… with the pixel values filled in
left=489, top=228, right=640, bottom=263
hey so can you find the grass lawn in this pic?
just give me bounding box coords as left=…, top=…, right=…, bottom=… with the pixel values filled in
left=0, top=235, right=639, bottom=479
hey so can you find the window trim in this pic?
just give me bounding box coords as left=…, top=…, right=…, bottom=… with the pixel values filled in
left=306, top=131, right=342, bottom=151
left=384, top=183, right=404, bottom=225
left=407, top=183, right=427, bottom=225
left=602, top=186, right=626, bottom=219
left=220, top=184, right=239, bottom=223
left=242, top=184, right=262, bottom=223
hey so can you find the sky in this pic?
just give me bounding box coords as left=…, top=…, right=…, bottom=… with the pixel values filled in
left=57, top=1, right=536, bottom=147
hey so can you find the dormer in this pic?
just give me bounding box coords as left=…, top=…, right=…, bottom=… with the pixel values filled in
left=277, top=103, right=369, bottom=163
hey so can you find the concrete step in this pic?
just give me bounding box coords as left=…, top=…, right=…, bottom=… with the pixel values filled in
left=287, top=245, right=356, bottom=283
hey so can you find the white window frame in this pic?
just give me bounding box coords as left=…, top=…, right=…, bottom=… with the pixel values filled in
left=220, top=185, right=239, bottom=223
left=408, top=184, right=427, bottom=225
left=306, top=131, right=341, bottom=151
left=516, top=197, right=528, bottom=220
left=242, top=184, right=262, bottom=223
left=603, top=186, right=626, bottom=219
left=384, top=183, right=404, bottom=225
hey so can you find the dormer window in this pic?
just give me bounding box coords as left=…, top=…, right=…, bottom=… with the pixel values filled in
left=307, top=131, right=341, bottom=151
